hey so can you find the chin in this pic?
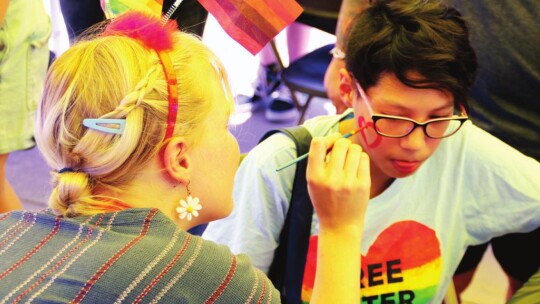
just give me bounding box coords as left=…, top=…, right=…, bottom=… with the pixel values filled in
left=390, top=166, right=419, bottom=178
left=394, top=171, right=415, bottom=178
left=207, top=202, right=234, bottom=222
left=380, top=168, right=415, bottom=180
left=222, top=199, right=234, bottom=217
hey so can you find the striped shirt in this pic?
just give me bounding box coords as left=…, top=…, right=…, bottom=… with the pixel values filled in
left=0, top=208, right=279, bottom=303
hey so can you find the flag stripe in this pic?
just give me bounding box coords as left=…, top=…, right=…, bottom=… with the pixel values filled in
left=217, top=0, right=290, bottom=38
left=215, top=2, right=275, bottom=49
left=198, top=0, right=271, bottom=52
left=245, top=0, right=300, bottom=29
left=102, top=0, right=164, bottom=18
left=198, top=0, right=303, bottom=55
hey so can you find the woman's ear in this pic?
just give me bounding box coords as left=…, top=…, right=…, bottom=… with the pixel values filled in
left=338, top=68, right=356, bottom=108
left=161, top=136, right=191, bottom=185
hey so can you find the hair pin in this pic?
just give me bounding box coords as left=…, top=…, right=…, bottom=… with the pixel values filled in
left=83, top=118, right=126, bottom=135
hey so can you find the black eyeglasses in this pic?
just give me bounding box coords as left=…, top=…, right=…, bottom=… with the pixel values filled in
left=355, top=81, right=468, bottom=139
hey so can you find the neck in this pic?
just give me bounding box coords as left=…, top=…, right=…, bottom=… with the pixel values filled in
left=368, top=167, right=395, bottom=199
left=97, top=161, right=183, bottom=224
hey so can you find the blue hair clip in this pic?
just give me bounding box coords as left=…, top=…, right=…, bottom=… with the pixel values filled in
left=82, top=118, right=126, bottom=135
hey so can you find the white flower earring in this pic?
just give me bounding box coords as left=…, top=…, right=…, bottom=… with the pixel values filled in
left=176, top=181, right=202, bottom=221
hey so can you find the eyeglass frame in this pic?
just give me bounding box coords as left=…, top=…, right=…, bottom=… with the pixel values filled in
left=353, top=79, right=469, bottom=139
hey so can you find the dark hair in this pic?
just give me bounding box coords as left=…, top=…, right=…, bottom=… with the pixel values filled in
left=345, top=0, right=477, bottom=110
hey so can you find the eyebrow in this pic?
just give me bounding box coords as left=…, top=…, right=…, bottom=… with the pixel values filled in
left=376, top=99, right=454, bottom=113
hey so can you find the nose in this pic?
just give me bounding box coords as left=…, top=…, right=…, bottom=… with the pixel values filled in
left=399, top=126, right=426, bottom=151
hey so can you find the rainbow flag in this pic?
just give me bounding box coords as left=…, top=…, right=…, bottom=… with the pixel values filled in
left=197, top=0, right=303, bottom=55
left=101, top=0, right=164, bottom=18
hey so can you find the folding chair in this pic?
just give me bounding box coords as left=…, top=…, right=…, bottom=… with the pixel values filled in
left=269, top=2, right=340, bottom=124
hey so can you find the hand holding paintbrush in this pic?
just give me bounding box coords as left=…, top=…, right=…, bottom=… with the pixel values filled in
left=305, top=126, right=371, bottom=303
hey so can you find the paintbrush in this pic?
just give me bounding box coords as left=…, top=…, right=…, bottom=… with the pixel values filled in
left=276, top=127, right=364, bottom=172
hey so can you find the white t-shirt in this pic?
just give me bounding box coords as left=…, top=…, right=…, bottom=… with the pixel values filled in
left=204, top=110, right=540, bottom=303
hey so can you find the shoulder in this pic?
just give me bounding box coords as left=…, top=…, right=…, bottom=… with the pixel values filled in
left=245, top=112, right=344, bottom=163
left=432, top=121, right=540, bottom=207
left=190, top=236, right=280, bottom=302
left=418, top=121, right=540, bottom=197
left=441, top=121, right=538, bottom=166
left=302, top=111, right=347, bottom=135
left=239, top=113, right=343, bottom=182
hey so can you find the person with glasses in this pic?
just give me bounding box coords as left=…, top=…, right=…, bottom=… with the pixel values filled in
left=325, top=0, right=540, bottom=301
left=202, top=0, right=540, bottom=303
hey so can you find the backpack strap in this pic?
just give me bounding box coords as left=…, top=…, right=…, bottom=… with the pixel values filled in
left=263, top=126, right=313, bottom=304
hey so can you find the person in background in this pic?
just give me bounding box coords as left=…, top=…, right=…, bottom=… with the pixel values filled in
left=0, top=0, right=51, bottom=213
left=161, top=0, right=208, bottom=37
left=0, top=11, right=369, bottom=303
left=323, top=0, right=369, bottom=114
left=324, top=0, right=540, bottom=301
left=59, top=0, right=105, bottom=42
left=202, top=0, right=540, bottom=302
left=237, top=0, right=343, bottom=123
left=447, top=1, right=540, bottom=301
left=59, top=0, right=208, bottom=43
left=236, top=22, right=312, bottom=123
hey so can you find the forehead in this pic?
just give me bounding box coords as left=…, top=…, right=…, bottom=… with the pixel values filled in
left=368, top=73, right=454, bottom=110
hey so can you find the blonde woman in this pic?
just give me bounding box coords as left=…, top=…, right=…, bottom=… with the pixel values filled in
left=0, top=12, right=369, bottom=303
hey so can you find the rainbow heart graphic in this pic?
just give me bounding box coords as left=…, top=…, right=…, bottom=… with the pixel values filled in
left=301, top=220, right=442, bottom=303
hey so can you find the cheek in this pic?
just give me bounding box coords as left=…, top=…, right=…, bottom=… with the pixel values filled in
left=357, top=116, right=383, bottom=149
left=191, top=137, right=238, bottom=220
left=210, top=135, right=240, bottom=184
left=213, top=135, right=239, bottom=216
left=366, top=139, right=392, bottom=161
left=424, top=139, right=443, bottom=157
left=223, top=134, right=240, bottom=172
